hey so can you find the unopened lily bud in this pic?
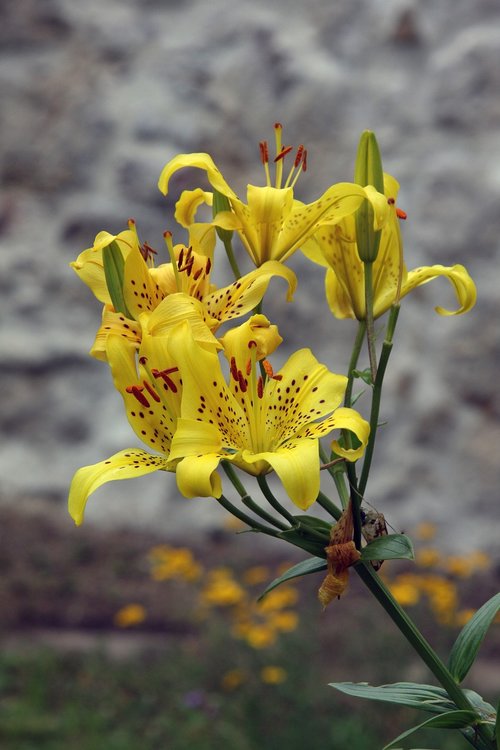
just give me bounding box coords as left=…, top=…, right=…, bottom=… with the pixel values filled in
left=102, top=240, right=132, bottom=318
left=354, top=131, right=384, bottom=263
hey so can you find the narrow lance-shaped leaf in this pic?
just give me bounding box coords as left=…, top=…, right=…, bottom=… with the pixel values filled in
left=329, top=682, right=456, bottom=715
left=258, top=557, right=327, bottom=601
left=448, top=592, right=500, bottom=682
left=383, top=710, right=477, bottom=750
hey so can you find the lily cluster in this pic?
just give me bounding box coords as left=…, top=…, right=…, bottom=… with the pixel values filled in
left=68, top=125, right=476, bottom=557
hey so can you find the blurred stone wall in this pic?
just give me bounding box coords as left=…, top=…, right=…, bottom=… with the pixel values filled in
left=1, top=0, right=499, bottom=548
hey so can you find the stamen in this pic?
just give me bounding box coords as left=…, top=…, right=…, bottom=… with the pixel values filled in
left=238, top=371, right=248, bottom=393
left=302, top=148, right=307, bottom=172
left=205, top=258, right=212, bottom=275
left=193, top=267, right=203, bottom=282
left=140, top=241, right=157, bottom=264
left=259, top=141, right=269, bottom=164
left=245, top=358, right=252, bottom=376
left=262, top=359, right=274, bottom=378
left=126, top=385, right=150, bottom=408
left=143, top=380, right=161, bottom=403
left=274, top=145, right=293, bottom=163
left=396, top=207, right=407, bottom=220
left=274, top=123, right=284, bottom=188
left=151, top=367, right=179, bottom=393
left=178, top=247, right=184, bottom=268
left=294, top=144, right=304, bottom=169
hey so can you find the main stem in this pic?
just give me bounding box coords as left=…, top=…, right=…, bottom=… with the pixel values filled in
left=356, top=563, right=496, bottom=749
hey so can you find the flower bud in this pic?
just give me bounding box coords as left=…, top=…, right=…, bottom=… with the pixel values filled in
left=102, top=240, right=132, bottom=318
left=354, top=131, right=384, bottom=263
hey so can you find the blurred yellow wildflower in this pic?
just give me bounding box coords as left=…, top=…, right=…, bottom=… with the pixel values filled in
left=201, top=570, right=247, bottom=607
left=114, top=603, right=147, bottom=628
left=261, top=666, right=287, bottom=684
left=268, top=610, right=299, bottom=632
left=388, top=575, right=421, bottom=607
left=242, top=566, right=271, bottom=586
left=455, top=609, right=477, bottom=627
left=244, top=624, right=277, bottom=649
left=416, top=547, right=442, bottom=568
left=221, top=669, right=247, bottom=691
left=258, top=586, right=299, bottom=612
left=149, top=545, right=202, bottom=582
left=415, top=522, right=437, bottom=541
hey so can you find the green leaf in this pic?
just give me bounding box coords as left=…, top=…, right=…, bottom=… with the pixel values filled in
left=360, top=533, right=414, bottom=562
left=102, top=240, right=133, bottom=318
left=383, top=710, right=477, bottom=750
left=277, top=526, right=328, bottom=557
left=329, top=682, right=456, bottom=715
left=258, top=557, right=327, bottom=600
left=448, top=592, right=500, bottom=682
left=352, top=368, right=373, bottom=386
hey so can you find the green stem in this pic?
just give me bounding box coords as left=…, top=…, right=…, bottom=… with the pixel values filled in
left=215, top=493, right=279, bottom=538
left=221, top=462, right=288, bottom=530
left=364, top=261, right=378, bottom=383
left=358, top=305, right=400, bottom=497
left=356, top=563, right=496, bottom=750
left=316, top=491, right=342, bottom=521
left=257, top=475, right=296, bottom=526
left=344, top=321, right=366, bottom=408
left=223, top=237, right=242, bottom=280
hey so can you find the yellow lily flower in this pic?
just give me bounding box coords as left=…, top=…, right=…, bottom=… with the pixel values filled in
left=302, top=174, right=477, bottom=320
left=72, top=221, right=296, bottom=360
left=68, top=331, right=182, bottom=526
left=167, top=316, right=370, bottom=510
left=158, top=123, right=388, bottom=266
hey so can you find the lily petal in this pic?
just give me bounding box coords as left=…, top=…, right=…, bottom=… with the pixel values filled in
left=403, top=264, right=477, bottom=316
left=203, top=261, right=297, bottom=325
left=175, top=188, right=213, bottom=227
left=69, top=449, right=170, bottom=526
left=242, top=439, right=321, bottom=511
left=175, top=453, right=223, bottom=499
left=158, top=153, right=238, bottom=200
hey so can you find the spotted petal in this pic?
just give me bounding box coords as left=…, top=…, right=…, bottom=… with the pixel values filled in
left=241, top=439, right=321, bottom=511
left=69, top=449, right=171, bottom=526
left=203, top=261, right=297, bottom=325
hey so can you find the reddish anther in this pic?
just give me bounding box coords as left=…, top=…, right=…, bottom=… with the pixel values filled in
left=178, top=248, right=184, bottom=268
left=294, top=145, right=304, bottom=168
left=245, top=358, right=252, bottom=376
left=274, top=145, right=293, bottom=163
left=126, top=385, right=150, bottom=408
left=151, top=368, right=179, bottom=393
left=193, top=267, right=203, bottom=281
left=139, top=356, right=148, bottom=365
left=262, top=359, right=274, bottom=378
left=259, top=141, right=269, bottom=164
left=143, top=380, right=161, bottom=403
left=238, top=371, right=248, bottom=393
left=396, top=207, right=407, bottom=220
left=205, top=258, right=212, bottom=274
left=302, top=148, right=308, bottom=172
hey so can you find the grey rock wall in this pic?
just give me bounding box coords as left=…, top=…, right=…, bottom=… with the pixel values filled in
left=1, top=0, right=499, bottom=549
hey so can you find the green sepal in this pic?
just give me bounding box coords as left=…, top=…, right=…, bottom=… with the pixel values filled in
left=354, top=130, right=384, bottom=263
left=213, top=189, right=234, bottom=244
left=258, top=556, right=327, bottom=601
left=102, top=240, right=133, bottom=319
left=382, top=710, right=477, bottom=750
left=448, top=592, right=500, bottom=682
left=360, top=533, right=414, bottom=562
